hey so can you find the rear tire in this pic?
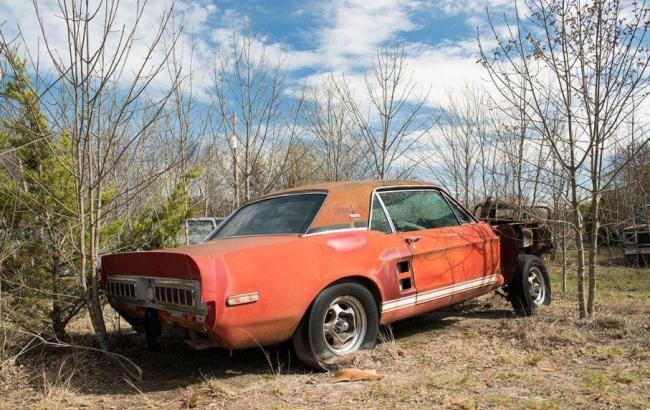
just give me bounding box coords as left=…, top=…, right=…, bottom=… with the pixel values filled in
left=292, top=282, right=378, bottom=370
left=509, top=255, right=551, bottom=316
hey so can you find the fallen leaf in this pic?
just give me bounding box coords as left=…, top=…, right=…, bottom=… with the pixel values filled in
left=332, top=368, right=384, bottom=383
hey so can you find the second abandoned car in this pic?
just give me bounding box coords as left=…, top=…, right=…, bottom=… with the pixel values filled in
left=102, top=180, right=551, bottom=369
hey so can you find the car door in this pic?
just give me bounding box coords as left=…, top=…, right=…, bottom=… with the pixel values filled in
left=376, top=189, right=466, bottom=304
left=441, top=193, right=500, bottom=302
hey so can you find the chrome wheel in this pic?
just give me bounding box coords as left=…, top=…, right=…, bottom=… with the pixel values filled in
left=528, top=266, right=546, bottom=305
left=322, top=295, right=366, bottom=355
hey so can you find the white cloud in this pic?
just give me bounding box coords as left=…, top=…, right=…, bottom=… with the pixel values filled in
left=285, top=0, right=501, bottom=109
left=207, top=0, right=424, bottom=74
left=296, top=40, right=491, bottom=112
left=406, top=45, right=488, bottom=108
left=210, top=26, right=320, bottom=72
left=314, top=0, right=417, bottom=71
left=436, top=0, right=514, bottom=16
left=0, top=0, right=221, bottom=98
left=0, top=0, right=508, bottom=109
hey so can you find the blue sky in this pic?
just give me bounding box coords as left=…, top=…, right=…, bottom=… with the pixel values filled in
left=195, top=0, right=515, bottom=106
left=214, top=0, right=470, bottom=51
left=204, top=1, right=500, bottom=71
left=0, top=0, right=516, bottom=107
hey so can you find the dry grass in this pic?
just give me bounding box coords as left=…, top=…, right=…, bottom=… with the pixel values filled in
left=1, top=258, right=649, bottom=409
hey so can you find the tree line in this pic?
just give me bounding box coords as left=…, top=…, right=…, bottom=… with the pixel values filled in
left=0, top=0, right=648, bottom=350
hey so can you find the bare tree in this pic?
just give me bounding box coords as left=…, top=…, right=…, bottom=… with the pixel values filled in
left=480, top=0, right=650, bottom=317
left=338, top=44, right=435, bottom=180
left=303, top=76, right=369, bottom=182
left=25, top=0, right=185, bottom=346
left=212, top=26, right=304, bottom=204
left=426, top=85, right=495, bottom=207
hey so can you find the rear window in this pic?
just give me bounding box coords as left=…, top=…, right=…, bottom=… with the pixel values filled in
left=210, top=193, right=326, bottom=238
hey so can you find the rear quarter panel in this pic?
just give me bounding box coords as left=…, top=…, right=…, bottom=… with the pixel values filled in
left=214, top=230, right=410, bottom=348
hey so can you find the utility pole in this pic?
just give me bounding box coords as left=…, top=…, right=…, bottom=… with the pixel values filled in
left=231, top=113, right=240, bottom=208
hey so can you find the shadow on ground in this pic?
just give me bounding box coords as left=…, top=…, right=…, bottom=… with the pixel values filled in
left=18, top=300, right=515, bottom=397
left=387, top=299, right=515, bottom=341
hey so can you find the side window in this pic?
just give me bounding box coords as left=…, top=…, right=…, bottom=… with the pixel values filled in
left=369, top=194, right=392, bottom=233
left=378, top=190, right=460, bottom=232
left=444, top=194, right=475, bottom=224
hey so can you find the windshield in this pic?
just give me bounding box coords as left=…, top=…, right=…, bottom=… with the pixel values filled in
left=210, top=193, right=326, bottom=239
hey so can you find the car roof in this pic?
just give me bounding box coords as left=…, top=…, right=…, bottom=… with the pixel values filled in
left=253, top=179, right=439, bottom=234
left=260, top=179, right=435, bottom=196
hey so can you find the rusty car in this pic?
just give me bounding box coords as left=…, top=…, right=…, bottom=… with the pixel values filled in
left=101, top=180, right=552, bottom=369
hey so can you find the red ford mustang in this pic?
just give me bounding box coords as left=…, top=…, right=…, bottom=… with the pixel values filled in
left=101, top=180, right=551, bottom=369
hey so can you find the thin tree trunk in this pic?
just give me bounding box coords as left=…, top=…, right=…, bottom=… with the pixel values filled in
left=570, top=177, right=587, bottom=318
left=51, top=251, right=66, bottom=341
left=587, top=194, right=600, bottom=314
left=84, top=148, right=108, bottom=348
left=561, top=222, right=567, bottom=294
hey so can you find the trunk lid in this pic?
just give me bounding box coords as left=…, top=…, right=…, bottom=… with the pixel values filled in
left=101, top=235, right=301, bottom=305
left=101, top=235, right=300, bottom=280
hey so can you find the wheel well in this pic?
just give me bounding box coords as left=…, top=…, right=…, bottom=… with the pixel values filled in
left=326, top=276, right=383, bottom=311
left=290, top=276, right=383, bottom=341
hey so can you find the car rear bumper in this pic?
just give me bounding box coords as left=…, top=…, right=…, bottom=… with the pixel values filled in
left=106, top=275, right=213, bottom=333
left=105, top=274, right=297, bottom=350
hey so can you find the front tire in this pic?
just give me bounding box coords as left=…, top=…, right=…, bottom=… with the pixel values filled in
left=292, top=282, right=378, bottom=370
left=509, top=255, right=551, bottom=316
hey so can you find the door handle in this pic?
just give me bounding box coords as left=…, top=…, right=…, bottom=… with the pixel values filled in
left=405, top=236, right=421, bottom=244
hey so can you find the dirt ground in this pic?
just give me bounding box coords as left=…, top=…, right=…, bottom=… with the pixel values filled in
left=1, top=258, right=649, bottom=409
